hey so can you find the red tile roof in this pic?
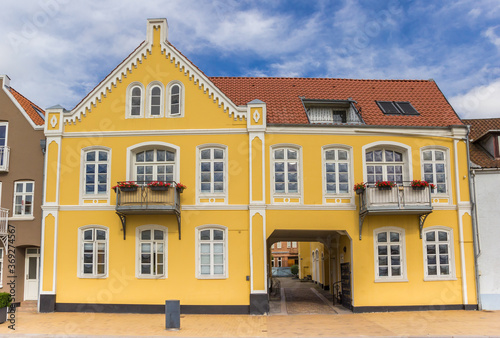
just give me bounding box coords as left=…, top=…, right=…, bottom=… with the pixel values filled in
left=210, top=77, right=463, bottom=127
left=8, top=87, right=45, bottom=126
left=463, top=118, right=500, bottom=168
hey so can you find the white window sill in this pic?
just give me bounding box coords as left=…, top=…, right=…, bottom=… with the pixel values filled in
left=125, top=115, right=144, bottom=119
left=424, top=277, right=457, bottom=282
left=78, top=275, right=108, bottom=279
left=374, top=278, right=408, bottom=283
left=167, top=114, right=183, bottom=118
left=196, top=275, right=228, bottom=280
left=137, top=275, right=167, bottom=279
left=9, top=216, right=35, bottom=221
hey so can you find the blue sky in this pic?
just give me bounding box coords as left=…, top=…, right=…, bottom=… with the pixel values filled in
left=1, top=0, right=499, bottom=119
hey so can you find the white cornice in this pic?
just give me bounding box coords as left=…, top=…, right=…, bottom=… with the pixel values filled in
left=62, top=128, right=249, bottom=138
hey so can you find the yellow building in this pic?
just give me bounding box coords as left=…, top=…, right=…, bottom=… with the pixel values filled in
left=39, top=18, right=476, bottom=314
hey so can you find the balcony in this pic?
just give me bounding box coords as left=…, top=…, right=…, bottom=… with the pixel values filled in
left=0, top=146, right=10, bottom=172
left=358, top=183, right=433, bottom=239
left=115, top=182, right=181, bottom=239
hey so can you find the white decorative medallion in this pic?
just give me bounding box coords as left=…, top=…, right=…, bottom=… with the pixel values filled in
left=253, top=110, right=260, bottom=123
left=50, top=115, right=58, bottom=128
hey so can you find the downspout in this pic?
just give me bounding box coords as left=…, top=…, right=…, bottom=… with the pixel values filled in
left=470, top=166, right=482, bottom=310
left=454, top=134, right=468, bottom=306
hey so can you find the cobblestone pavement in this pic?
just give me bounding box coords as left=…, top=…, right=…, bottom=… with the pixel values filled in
left=270, top=277, right=350, bottom=315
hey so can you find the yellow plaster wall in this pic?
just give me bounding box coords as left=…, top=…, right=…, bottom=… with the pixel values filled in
left=42, top=214, right=55, bottom=292
left=251, top=213, right=265, bottom=291
left=55, top=210, right=250, bottom=305
left=45, top=141, right=59, bottom=203
left=251, top=137, right=263, bottom=202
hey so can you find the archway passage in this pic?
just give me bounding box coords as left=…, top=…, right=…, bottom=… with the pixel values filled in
left=267, top=230, right=353, bottom=315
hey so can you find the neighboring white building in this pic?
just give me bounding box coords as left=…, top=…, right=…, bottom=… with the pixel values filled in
left=465, top=118, right=500, bottom=310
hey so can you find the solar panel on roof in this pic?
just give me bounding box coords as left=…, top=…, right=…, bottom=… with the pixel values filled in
left=395, top=102, right=419, bottom=115
left=32, top=105, right=45, bottom=121
left=376, top=101, right=400, bottom=115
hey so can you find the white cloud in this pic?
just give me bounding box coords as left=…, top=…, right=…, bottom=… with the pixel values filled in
left=449, top=79, right=500, bottom=119
left=484, top=25, right=500, bottom=49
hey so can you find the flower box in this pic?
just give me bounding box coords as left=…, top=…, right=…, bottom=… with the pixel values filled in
left=120, top=186, right=138, bottom=192
left=412, top=186, right=425, bottom=191
left=150, top=186, right=169, bottom=191
left=353, top=182, right=366, bottom=195
left=377, top=186, right=392, bottom=191
left=375, top=181, right=396, bottom=190
left=148, top=181, right=171, bottom=191
left=176, top=183, right=187, bottom=193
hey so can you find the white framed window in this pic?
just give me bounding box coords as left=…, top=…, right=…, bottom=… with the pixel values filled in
left=423, top=227, right=455, bottom=280
left=134, top=148, right=175, bottom=183
left=196, top=225, right=228, bottom=279
left=82, top=148, right=110, bottom=197
left=277, top=242, right=282, bottom=249
left=272, top=146, right=301, bottom=195
left=166, top=81, right=184, bottom=117
left=292, top=241, right=297, bottom=248
left=146, top=82, right=164, bottom=118
left=198, top=146, right=227, bottom=198
left=0, top=123, right=8, bottom=171
left=323, top=147, right=351, bottom=195
left=277, top=257, right=282, bottom=267
left=422, top=148, right=449, bottom=195
left=78, top=226, right=108, bottom=278
left=126, top=82, right=145, bottom=118
left=0, top=247, right=3, bottom=287
left=366, top=149, right=405, bottom=184
left=287, top=241, right=291, bottom=248
left=374, top=227, right=407, bottom=282
left=13, top=181, right=34, bottom=217
left=136, top=225, right=167, bottom=279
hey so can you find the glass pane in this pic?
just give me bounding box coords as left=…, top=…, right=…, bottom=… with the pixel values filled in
left=438, top=231, right=448, bottom=241
left=214, top=162, right=224, bottom=171
left=84, top=254, right=93, bottom=264
left=439, top=244, right=448, bottom=254
left=274, top=149, right=284, bottom=160
left=96, top=230, right=106, bottom=240
left=428, top=266, right=437, bottom=275
left=214, top=230, right=223, bottom=240
left=325, top=150, right=335, bottom=160
left=214, top=183, right=224, bottom=192
left=366, top=151, right=373, bottom=162
left=391, top=267, right=401, bottom=276
left=437, top=174, right=446, bottom=183
left=339, top=184, right=348, bottom=193
left=391, top=256, right=400, bottom=266
left=288, top=162, right=297, bottom=172
left=141, top=254, right=151, bottom=264
left=338, top=150, right=348, bottom=160
left=86, top=164, right=95, bottom=174
left=339, top=173, right=348, bottom=183
left=288, top=182, right=298, bottom=193
left=136, top=152, right=144, bottom=162
left=394, top=152, right=403, bottom=162
left=338, top=163, right=348, bottom=173
left=201, top=173, right=211, bottom=183
left=426, top=231, right=435, bottom=242
left=98, top=151, right=108, bottom=161
left=379, top=267, right=388, bottom=277
left=154, top=230, right=164, bottom=240
left=141, top=265, right=151, bottom=274
left=377, top=232, right=387, bottom=243
left=374, top=150, right=383, bottom=162
left=439, top=255, right=449, bottom=264
left=427, top=245, right=436, bottom=254
left=390, top=232, right=400, bottom=243
left=200, top=243, right=210, bottom=253
left=423, top=151, right=432, bottom=161
left=201, top=162, right=211, bottom=172
left=84, top=264, right=93, bottom=274
left=141, top=230, right=151, bottom=240
left=378, top=246, right=387, bottom=255
left=385, top=150, right=393, bottom=162
left=201, top=183, right=211, bottom=192
left=214, top=173, right=223, bottom=182
left=141, top=243, right=151, bottom=254
left=145, top=150, right=154, bottom=162
left=171, top=85, right=179, bottom=95
left=287, top=149, right=297, bottom=159
left=201, top=255, right=210, bottom=264
left=288, top=173, right=297, bottom=182
left=214, top=254, right=223, bottom=264
left=275, top=183, right=285, bottom=192
left=378, top=256, right=388, bottom=266
left=214, top=149, right=224, bottom=159
left=440, top=265, right=450, bottom=275
left=201, top=149, right=211, bottom=159
left=166, top=151, right=175, bottom=161
left=275, top=162, right=284, bottom=172
left=428, top=255, right=436, bottom=265
left=390, top=245, right=400, bottom=255
left=326, top=173, right=336, bottom=183
left=275, top=173, right=284, bottom=183
left=28, top=257, right=37, bottom=279
left=214, top=265, right=224, bottom=274
left=157, top=150, right=166, bottom=161
left=435, top=151, right=444, bottom=160
left=424, top=164, right=433, bottom=173
left=436, top=164, right=445, bottom=173
left=326, top=163, right=335, bottom=173
left=214, top=243, right=223, bottom=253
left=84, top=230, right=93, bottom=241
left=201, top=265, right=210, bottom=274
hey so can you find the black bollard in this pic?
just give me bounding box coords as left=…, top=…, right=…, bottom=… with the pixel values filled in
left=165, top=300, right=180, bottom=330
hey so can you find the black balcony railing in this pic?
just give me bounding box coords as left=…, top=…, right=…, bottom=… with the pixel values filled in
left=114, top=181, right=182, bottom=239
left=358, top=182, right=433, bottom=240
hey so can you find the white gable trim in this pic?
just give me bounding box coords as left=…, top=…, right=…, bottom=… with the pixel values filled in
left=64, top=19, right=245, bottom=125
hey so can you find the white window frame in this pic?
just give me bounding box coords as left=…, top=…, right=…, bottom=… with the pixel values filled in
left=271, top=144, right=303, bottom=200
left=80, top=147, right=111, bottom=203
left=423, top=226, right=456, bottom=281
left=12, top=181, right=34, bottom=218
left=277, top=242, right=282, bottom=249
left=292, top=241, right=297, bottom=248
left=0, top=247, right=3, bottom=287
left=277, top=257, right=282, bottom=267
left=373, top=227, right=407, bottom=282
left=322, top=145, right=353, bottom=198
left=0, top=122, right=8, bottom=147
left=421, top=146, right=451, bottom=197
left=136, top=225, right=168, bottom=279
left=126, top=82, right=145, bottom=118
left=195, top=225, right=228, bottom=279
left=363, top=142, right=412, bottom=185
left=166, top=80, right=185, bottom=118
left=146, top=81, right=165, bottom=118
left=126, top=142, right=180, bottom=182
left=196, top=144, right=228, bottom=203
left=77, top=225, right=109, bottom=278
left=287, top=241, right=291, bottom=248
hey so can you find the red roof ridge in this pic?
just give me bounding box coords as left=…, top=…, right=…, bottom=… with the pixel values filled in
left=208, top=76, right=432, bottom=82
left=8, top=86, right=45, bottom=126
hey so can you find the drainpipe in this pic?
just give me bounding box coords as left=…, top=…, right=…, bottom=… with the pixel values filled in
left=454, top=135, right=467, bottom=306
left=470, top=167, right=482, bottom=310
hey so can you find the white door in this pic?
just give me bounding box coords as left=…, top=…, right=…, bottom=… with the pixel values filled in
left=24, top=248, right=39, bottom=300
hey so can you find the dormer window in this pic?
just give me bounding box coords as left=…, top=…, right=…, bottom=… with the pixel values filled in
left=302, top=99, right=363, bottom=124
